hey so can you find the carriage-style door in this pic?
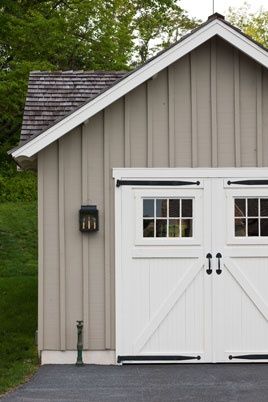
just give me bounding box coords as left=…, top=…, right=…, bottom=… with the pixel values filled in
left=114, top=169, right=268, bottom=363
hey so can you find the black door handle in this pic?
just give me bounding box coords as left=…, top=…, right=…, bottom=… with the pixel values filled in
left=206, top=253, right=212, bottom=275
left=216, top=253, right=222, bottom=275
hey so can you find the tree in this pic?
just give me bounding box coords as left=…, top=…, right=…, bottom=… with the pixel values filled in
left=131, top=0, right=197, bottom=64
left=227, top=3, right=268, bottom=49
left=0, top=0, right=198, bottom=173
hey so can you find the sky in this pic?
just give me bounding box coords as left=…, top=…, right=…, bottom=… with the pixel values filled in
left=180, top=0, right=268, bottom=20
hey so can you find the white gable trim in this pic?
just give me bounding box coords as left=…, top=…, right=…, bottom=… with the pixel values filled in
left=12, top=18, right=268, bottom=160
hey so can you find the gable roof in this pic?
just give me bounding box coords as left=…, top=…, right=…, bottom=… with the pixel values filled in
left=20, top=70, right=126, bottom=144
left=11, top=13, right=268, bottom=164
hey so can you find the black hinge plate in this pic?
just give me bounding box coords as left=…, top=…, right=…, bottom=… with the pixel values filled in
left=116, top=180, right=200, bottom=187
left=229, top=354, right=268, bottom=360
left=117, top=355, right=201, bottom=363
left=227, top=180, right=268, bottom=186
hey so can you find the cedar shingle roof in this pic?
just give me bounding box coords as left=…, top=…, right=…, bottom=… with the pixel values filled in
left=20, top=70, right=127, bottom=144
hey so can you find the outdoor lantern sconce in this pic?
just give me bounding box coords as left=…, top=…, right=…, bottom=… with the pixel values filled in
left=79, top=205, right=99, bottom=232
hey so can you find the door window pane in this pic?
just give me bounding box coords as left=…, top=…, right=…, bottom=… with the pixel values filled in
left=156, top=219, right=167, bottom=237
left=143, top=219, right=154, bottom=237
left=261, top=219, right=268, bottom=236
left=261, top=199, right=268, bottom=216
left=182, top=199, right=193, bottom=217
left=143, top=199, right=154, bottom=217
left=248, top=218, right=259, bottom=236
left=168, top=219, right=180, bottom=237
left=169, top=199, right=180, bottom=218
left=181, top=219, right=192, bottom=237
left=235, top=218, right=246, bottom=236
left=235, top=199, right=246, bottom=217
left=156, top=199, right=167, bottom=217
left=247, top=198, right=258, bottom=217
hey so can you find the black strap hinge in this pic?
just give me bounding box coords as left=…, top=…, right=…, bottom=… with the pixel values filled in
left=117, top=355, right=201, bottom=363
left=116, top=180, right=200, bottom=187
left=229, top=354, right=268, bottom=360
left=227, top=180, right=268, bottom=186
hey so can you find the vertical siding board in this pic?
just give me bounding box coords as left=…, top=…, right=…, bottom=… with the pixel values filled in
left=262, top=70, right=268, bottom=166
left=190, top=53, right=198, bottom=167
left=81, top=124, right=89, bottom=350
left=124, top=96, right=131, bottom=167
left=211, top=38, right=218, bottom=167
left=37, top=153, right=44, bottom=351
left=128, top=84, right=148, bottom=167
left=195, top=42, right=212, bottom=167
left=234, top=50, right=241, bottom=167
left=257, top=66, right=263, bottom=167
left=149, top=70, right=169, bottom=166
left=108, top=100, right=125, bottom=349
left=173, top=55, right=192, bottom=167
left=104, top=108, right=111, bottom=349
left=104, top=101, right=125, bottom=349
left=62, top=128, right=83, bottom=349
left=85, top=112, right=105, bottom=349
left=216, top=39, right=235, bottom=166
left=58, top=139, right=66, bottom=350
left=168, top=65, right=175, bottom=167
left=147, top=81, right=153, bottom=167
left=239, top=53, right=257, bottom=167
left=42, top=143, right=60, bottom=349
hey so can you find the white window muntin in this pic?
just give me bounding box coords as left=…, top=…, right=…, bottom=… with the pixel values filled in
left=226, top=188, right=268, bottom=245
left=234, top=197, right=268, bottom=237
left=142, top=197, right=193, bottom=238
left=135, top=188, right=202, bottom=246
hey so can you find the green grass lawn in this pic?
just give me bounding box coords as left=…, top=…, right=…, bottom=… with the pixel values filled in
left=0, top=201, right=38, bottom=395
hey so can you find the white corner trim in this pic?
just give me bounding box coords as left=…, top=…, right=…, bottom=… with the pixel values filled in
left=12, top=19, right=268, bottom=160
left=41, top=350, right=116, bottom=365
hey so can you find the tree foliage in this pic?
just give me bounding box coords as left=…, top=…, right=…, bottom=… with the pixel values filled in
left=227, top=3, right=268, bottom=49
left=0, top=0, right=198, bottom=177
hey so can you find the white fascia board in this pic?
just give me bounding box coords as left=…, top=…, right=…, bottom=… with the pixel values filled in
left=12, top=19, right=268, bottom=160
left=216, top=20, right=268, bottom=66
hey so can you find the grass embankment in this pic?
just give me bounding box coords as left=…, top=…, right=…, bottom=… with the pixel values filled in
left=0, top=201, right=38, bottom=395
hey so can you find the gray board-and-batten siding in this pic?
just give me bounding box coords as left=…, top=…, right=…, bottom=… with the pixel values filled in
left=38, top=37, right=268, bottom=351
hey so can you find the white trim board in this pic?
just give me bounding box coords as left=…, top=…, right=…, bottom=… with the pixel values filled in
left=12, top=18, right=268, bottom=161
left=41, top=350, right=116, bottom=365
left=113, top=167, right=268, bottom=180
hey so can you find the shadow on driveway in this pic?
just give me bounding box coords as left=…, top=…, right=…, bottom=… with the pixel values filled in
left=1, top=364, right=268, bottom=401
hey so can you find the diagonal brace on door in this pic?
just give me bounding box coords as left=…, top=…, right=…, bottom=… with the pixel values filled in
left=133, top=259, right=204, bottom=353
left=225, top=258, right=268, bottom=322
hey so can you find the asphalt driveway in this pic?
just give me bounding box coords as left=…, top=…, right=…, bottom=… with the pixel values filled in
left=1, top=364, right=268, bottom=402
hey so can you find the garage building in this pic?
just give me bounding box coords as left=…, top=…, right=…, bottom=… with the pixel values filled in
left=11, top=13, right=268, bottom=364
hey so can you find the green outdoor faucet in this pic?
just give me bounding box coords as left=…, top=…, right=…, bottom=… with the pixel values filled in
left=76, top=320, right=84, bottom=366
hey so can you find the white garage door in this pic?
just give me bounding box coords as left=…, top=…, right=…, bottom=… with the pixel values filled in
left=114, top=169, right=268, bottom=363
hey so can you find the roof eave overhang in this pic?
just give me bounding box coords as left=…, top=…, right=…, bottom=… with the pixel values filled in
left=11, top=19, right=268, bottom=161
left=14, top=155, right=37, bottom=170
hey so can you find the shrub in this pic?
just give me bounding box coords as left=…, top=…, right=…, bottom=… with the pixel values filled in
left=0, top=171, right=37, bottom=203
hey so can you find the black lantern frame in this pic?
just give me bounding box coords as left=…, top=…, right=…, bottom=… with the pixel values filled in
left=79, top=205, right=99, bottom=232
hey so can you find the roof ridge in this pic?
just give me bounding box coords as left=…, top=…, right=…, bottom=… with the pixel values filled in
left=30, top=70, right=128, bottom=75
left=207, top=12, right=225, bottom=21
